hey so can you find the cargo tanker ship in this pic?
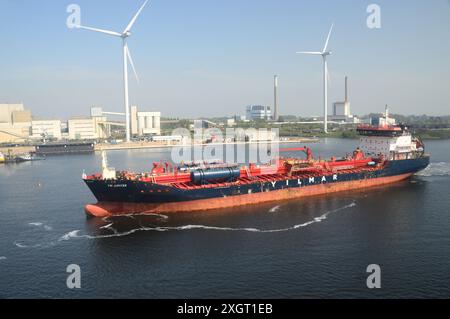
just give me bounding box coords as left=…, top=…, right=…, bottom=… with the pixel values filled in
left=83, top=110, right=430, bottom=217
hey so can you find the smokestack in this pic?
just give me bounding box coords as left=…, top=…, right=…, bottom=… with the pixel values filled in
left=274, top=75, right=279, bottom=121
left=345, top=76, right=348, bottom=103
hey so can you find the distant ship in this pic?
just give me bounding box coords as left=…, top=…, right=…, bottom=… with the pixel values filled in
left=83, top=108, right=430, bottom=217
left=17, top=153, right=46, bottom=162
left=35, top=142, right=95, bottom=156
left=0, top=151, right=43, bottom=164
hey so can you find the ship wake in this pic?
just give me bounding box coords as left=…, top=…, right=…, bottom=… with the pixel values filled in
left=417, top=162, right=450, bottom=177
left=14, top=202, right=357, bottom=247
left=269, top=205, right=281, bottom=213
left=57, top=201, right=357, bottom=241
left=28, top=222, right=53, bottom=231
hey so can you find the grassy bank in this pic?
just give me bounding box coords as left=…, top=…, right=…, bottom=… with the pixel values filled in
left=302, top=129, right=450, bottom=140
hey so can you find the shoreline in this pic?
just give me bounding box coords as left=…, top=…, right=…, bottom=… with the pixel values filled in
left=94, top=138, right=319, bottom=152
left=2, top=133, right=447, bottom=157
left=0, top=146, right=36, bottom=156
left=0, top=138, right=319, bottom=157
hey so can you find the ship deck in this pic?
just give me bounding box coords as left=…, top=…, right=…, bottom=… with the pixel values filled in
left=85, top=156, right=383, bottom=190
left=167, top=165, right=380, bottom=190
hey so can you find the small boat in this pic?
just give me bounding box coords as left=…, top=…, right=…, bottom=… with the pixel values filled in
left=17, top=153, right=46, bottom=162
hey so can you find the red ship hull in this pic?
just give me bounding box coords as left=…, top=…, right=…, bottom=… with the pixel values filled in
left=85, top=172, right=413, bottom=217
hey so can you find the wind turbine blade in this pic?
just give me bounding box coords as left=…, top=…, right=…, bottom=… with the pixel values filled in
left=296, top=51, right=323, bottom=55
left=126, top=46, right=140, bottom=84
left=323, top=23, right=334, bottom=52
left=124, top=0, right=150, bottom=34
left=77, top=25, right=122, bottom=37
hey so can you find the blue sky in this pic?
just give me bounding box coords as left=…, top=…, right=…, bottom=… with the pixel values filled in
left=1, top=0, right=449, bottom=119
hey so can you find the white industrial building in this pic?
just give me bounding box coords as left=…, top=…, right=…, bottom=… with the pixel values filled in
left=0, top=103, right=162, bottom=143
left=0, top=103, right=28, bottom=124
left=131, top=106, right=161, bottom=137
left=68, top=117, right=109, bottom=140
left=137, top=112, right=161, bottom=135
left=68, top=118, right=95, bottom=140
left=0, top=103, right=32, bottom=143
left=31, top=120, right=62, bottom=140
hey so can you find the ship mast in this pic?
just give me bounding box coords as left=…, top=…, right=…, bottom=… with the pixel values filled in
left=101, top=151, right=116, bottom=180
left=384, top=104, right=389, bottom=126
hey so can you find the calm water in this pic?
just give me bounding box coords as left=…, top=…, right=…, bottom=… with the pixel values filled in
left=0, top=138, right=449, bottom=299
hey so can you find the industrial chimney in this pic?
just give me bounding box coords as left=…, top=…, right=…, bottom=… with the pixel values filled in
left=345, top=76, right=348, bottom=103
left=273, top=75, right=279, bottom=121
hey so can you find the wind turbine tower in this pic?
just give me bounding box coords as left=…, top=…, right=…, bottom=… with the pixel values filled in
left=75, top=0, right=150, bottom=142
left=297, top=23, right=334, bottom=133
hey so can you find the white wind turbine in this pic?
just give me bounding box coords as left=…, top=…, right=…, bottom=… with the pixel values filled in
left=297, top=23, right=334, bottom=134
left=76, top=0, right=150, bottom=142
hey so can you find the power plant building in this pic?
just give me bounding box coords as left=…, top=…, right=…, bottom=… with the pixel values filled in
left=246, top=105, right=272, bottom=121
left=333, top=102, right=351, bottom=117
left=331, top=76, right=359, bottom=123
